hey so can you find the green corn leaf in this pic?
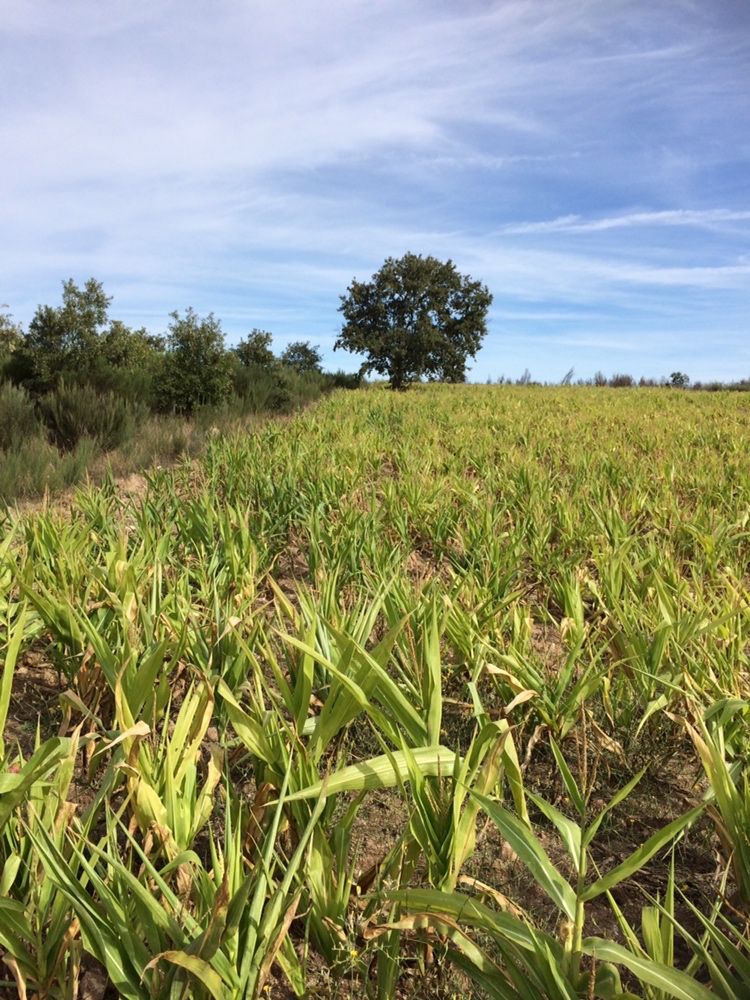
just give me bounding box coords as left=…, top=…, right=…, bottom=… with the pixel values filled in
left=0, top=897, right=33, bottom=945
left=381, top=886, right=563, bottom=960
left=0, top=603, right=27, bottom=761
left=582, top=805, right=703, bottom=901
left=584, top=938, right=714, bottom=1000
left=549, top=738, right=584, bottom=817
left=470, top=792, right=577, bottom=922
left=0, top=737, right=71, bottom=832
left=285, top=746, right=458, bottom=801
left=527, top=792, right=582, bottom=872
left=144, top=951, right=227, bottom=999
left=583, top=768, right=647, bottom=848
left=216, top=680, right=280, bottom=774
left=424, top=608, right=444, bottom=746
left=27, top=820, right=147, bottom=999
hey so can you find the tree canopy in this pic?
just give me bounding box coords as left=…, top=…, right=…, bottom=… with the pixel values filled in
left=336, top=253, right=492, bottom=389
left=234, top=329, right=276, bottom=370
left=7, top=279, right=165, bottom=396
left=156, top=308, right=233, bottom=413
left=21, top=278, right=112, bottom=391
left=0, top=309, right=22, bottom=364
left=280, top=340, right=323, bottom=374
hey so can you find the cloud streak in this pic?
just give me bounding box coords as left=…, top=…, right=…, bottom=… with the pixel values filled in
left=499, top=210, right=750, bottom=235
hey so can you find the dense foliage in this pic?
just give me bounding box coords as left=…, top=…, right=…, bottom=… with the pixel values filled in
left=280, top=340, right=323, bottom=374
left=156, top=309, right=234, bottom=414
left=1, top=386, right=748, bottom=998
left=234, top=329, right=276, bottom=370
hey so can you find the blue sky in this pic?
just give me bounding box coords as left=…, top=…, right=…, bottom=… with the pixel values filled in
left=2, top=0, right=749, bottom=382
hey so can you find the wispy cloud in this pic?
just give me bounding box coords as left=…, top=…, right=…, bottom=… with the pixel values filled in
left=499, top=210, right=750, bottom=235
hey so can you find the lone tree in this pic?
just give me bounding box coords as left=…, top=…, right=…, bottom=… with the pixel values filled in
left=336, top=253, right=492, bottom=389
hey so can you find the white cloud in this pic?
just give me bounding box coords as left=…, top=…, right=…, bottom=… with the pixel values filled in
left=499, top=209, right=750, bottom=235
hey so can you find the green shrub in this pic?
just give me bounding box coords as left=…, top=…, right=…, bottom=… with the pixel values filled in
left=235, top=366, right=284, bottom=413
left=233, top=329, right=275, bottom=370
left=0, top=436, right=98, bottom=501
left=0, top=381, right=45, bottom=451
left=88, top=362, right=161, bottom=408
left=324, top=369, right=362, bottom=390
left=156, top=309, right=233, bottom=414
left=58, top=437, right=100, bottom=486
left=0, top=437, right=57, bottom=500
left=279, top=368, right=327, bottom=408
left=39, top=382, right=148, bottom=451
left=234, top=364, right=322, bottom=413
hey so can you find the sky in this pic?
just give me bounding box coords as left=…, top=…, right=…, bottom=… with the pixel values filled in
left=2, top=0, right=749, bottom=383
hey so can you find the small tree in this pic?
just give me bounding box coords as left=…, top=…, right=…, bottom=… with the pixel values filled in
left=235, top=329, right=276, bottom=370
left=157, top=309, right=232, bottom=413
left=90, top=321, right=165, bottom=403
left=336, top=253, right=492, bottom=389
left=0, top=309, right=22, bottom=372
left=19, top=278, right=112, bottom=391
left=280, top=340, right=323, bottom=374
left=100, top=321, right=164, bottom=370
left=669, top=371, right=690, bottom=388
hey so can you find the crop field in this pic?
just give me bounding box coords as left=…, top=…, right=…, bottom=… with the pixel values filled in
left=1, top=385, right=749, bottom=999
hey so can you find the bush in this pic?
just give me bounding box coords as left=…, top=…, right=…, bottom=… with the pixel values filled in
left=324, top=369, right=362, bottom=390
left=0, top=381, right=45, bottom=451
left=19, top=278, right=112, bottom=394
left=87, top=358, right=161, bottom=408
left=232, top=363, right=281, bottom=412
left=0, top=436, right=98, bottom=501
left=276, top=368, right=328, bottom=409
left=0, top=437, right=58, bottom=500
left=156, top=309, right=233, bottom=414
left=234, top=330, right=276, bottom=370
left=39, top=382, right=148, bottom=451
left=233, top=364, right=328, bottom=414
left=241, top=375, right=279, bottom=414
left=0, top=312, right=22, bottom=374
left=609, top=373, right=635, bottom=387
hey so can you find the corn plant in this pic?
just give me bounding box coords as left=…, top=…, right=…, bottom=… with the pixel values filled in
left=1, top=384, right=749, bottom=998
left=0, top=730, right=85, bottom=998
left=687, top=716, right=750, bottom=905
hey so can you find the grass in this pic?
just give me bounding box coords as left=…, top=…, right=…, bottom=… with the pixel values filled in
left=0, top=384, right=748, bottom=998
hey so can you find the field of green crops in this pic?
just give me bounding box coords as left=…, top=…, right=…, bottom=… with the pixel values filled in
left=1, top=385, right=749, bottom=999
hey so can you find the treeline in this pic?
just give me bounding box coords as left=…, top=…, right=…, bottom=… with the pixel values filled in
left=491, top=368, right=750, bottom=390
left=0, top=278, right=359, bottom=500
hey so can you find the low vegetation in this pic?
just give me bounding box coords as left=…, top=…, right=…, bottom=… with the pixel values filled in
left=1, top=384, right=748, bottom=998
left=0, top=281, right=358, bottom=501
